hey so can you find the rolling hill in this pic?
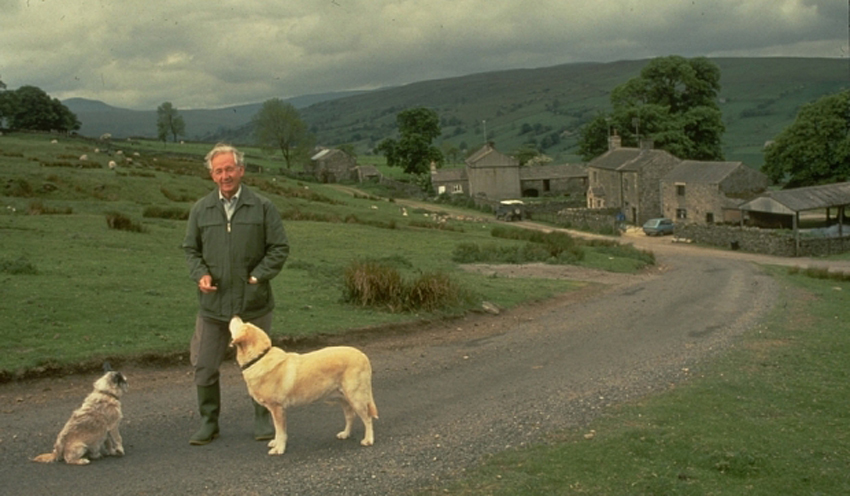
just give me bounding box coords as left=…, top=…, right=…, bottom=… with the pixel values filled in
left=64, top=57, right=849, bottom=168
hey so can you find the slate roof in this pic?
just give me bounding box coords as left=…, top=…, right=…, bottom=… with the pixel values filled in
left=587, top=148, right=677, bottom=172
left=431, top=167, right=467, bottom=182
left=740, top=182, right=850, bottom=215
left=465, top=144, right=519, bottom=168
left=664, top=161, right=743, bottom=184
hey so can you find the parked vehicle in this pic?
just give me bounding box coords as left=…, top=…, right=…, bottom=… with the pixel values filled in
left=495, top=200, right=525, bottom=221
left=643, top=217, right=675, bottom=236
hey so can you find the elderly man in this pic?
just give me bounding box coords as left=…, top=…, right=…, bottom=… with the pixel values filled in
left=182, top=143, right=289, bottom=445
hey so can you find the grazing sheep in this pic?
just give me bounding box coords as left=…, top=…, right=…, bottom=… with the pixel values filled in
left=51, top=139, right=58, bottom=144
left=79, top=154, right=88, bottom=161
left=108, top=161, right=117, bottom=170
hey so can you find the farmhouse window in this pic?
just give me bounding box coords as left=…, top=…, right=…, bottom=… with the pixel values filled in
left=676, top=208, right=687, bottom=219
left=676, top=184, right=686, bottom=196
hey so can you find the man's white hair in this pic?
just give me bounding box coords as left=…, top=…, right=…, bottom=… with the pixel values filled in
left=204, top=143, right=245, bottom=171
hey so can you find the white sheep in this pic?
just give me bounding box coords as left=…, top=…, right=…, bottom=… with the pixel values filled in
left=108, top=160, right=117, bottom=170
left=79, top=154, right=88, bottom=161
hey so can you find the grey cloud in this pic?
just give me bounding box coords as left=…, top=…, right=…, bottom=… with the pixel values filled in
left=0, top=0, right=845, bottom=110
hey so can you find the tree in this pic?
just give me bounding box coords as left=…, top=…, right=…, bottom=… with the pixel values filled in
left=761, top=90, right=850, bottom=188
left=3, top=85, right=79, bottom=132
left=253, top=98, right=315, bottom=169
left=579, top=56, right=725, bottom=161
left=375, top=107, right=444, bottom=175
left=0, top=78, right=10, bottom=127
left=156, top=102, right=186, bottom=143
left=513, top=145, right=541, bottom=166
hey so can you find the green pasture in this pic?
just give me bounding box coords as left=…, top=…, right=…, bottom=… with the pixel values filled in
left=0, top=132, right=652, bottom=378
left=420, top=267, right=850, bottom=495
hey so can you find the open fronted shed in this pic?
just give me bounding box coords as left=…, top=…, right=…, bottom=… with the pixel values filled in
left=739, top=182, right=850, bottom=255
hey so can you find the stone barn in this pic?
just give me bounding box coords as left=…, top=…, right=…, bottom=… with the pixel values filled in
left=307, top=148, right=356, bottom=183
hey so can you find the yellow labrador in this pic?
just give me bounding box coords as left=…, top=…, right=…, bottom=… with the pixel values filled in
left=229, top=316, right=378, bottom=455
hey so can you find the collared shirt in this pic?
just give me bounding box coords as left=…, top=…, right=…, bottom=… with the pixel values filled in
left=219, top=186, right=242, bottom=221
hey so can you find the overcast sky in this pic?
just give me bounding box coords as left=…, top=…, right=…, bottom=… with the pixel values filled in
left=1, top=0, right=847, bottom=110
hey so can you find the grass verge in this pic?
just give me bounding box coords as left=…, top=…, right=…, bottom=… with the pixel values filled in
left=419, top=266, right=850, bottom=495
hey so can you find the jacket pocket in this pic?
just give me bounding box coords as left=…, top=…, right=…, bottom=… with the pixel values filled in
left=243, top=281, right=270, bottom=314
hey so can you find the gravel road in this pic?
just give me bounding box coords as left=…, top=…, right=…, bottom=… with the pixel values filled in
left=3, top=223, right=843, bottom=496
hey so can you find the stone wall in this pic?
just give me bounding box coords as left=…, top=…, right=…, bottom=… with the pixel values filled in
left=548, top=207, right=620, bottom=234
left=675, top=223, right=850, bottom=257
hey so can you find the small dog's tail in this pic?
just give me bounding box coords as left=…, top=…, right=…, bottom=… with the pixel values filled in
left=32, top=451, right=58, bottom=463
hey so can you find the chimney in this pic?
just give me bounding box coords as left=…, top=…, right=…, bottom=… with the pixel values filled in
left=608, top=132, right=621, bottom=151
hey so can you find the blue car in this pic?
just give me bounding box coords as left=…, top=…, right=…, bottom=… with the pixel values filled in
left=643, top=218, right=674, bottom=236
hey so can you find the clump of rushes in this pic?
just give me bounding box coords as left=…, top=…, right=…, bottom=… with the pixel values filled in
left=343, top=260, right=476, bottom=313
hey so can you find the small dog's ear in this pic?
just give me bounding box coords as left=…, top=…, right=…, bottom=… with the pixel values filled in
left=103, top=361, right=113, bottom=372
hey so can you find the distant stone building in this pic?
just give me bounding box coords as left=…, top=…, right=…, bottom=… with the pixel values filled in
left=520, top=164, right=587, bottom=197
left=661, top=160, right=768, bottom=224
left=306, top=148, right=356, bottom=183
left=586, top=136, right=681, bottom=225
left=429, top=143, right=586, bottom=201
left=431, top=166, right=469, bottom=196
left=465, top=143, right=522, bottom=200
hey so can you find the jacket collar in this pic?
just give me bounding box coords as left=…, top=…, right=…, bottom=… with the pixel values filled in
left=202, top=185, right=258, bottom=210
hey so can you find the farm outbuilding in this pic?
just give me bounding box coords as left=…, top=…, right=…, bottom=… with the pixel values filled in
left=739, top=181, right=850, bottom=255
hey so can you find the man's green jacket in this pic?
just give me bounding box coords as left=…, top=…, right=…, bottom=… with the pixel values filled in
left=182, top=186, right=289, bottom=321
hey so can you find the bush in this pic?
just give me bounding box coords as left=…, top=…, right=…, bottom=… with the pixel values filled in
left=5, top=178, right=35, bottom=197
left=405, top=271, right=473, bottom=312
left=342, top=260, right=476, bottom=313
left=142, top=206, right=189, bottom=220
left=281, top=208, right=341, bottom=223
left=27, top=200, right=73, bottom=215
left=343, top=260, right=406, bottom=311
left=105, top=212, right=146, bottom=233
left=586, top=239, right=655, bottom=265
left=0, top=256, right=38, bottom=275
left=160, top=187, right=195, bottom=202
left=455, top=229, right=586, bottom=265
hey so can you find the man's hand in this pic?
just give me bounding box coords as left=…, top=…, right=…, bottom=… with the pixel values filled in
left=198, top=275, right=217, bottom=293
left=248, top=276, right=258, bottom=284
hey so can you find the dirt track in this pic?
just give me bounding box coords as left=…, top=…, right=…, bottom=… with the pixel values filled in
left=2, top=214, right=847, bottom=495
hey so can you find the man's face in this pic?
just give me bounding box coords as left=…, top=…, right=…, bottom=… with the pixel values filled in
left=210, top=152, right=244, bottom=199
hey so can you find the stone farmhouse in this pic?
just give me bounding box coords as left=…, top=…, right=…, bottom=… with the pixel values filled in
left=585, top=137, right=680, bottom=225
left=661, top=160, right=768, bottom=225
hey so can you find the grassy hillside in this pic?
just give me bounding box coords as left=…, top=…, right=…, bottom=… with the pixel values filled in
left=299, top=57, right=848, bottom=168
left=0, top=132, right=652, bottom=379
left=63, top=58, right=847, bottom=170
